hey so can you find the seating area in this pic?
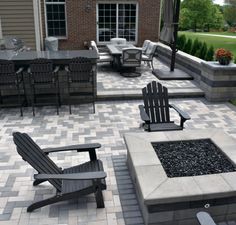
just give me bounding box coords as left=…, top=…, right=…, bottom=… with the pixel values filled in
left=0, top=40, right=236, bottom=225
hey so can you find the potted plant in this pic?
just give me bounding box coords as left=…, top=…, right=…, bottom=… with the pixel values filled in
left=215, top=48, right=233, bottom=65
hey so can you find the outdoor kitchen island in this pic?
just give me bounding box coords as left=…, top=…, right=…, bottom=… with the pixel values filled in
left=124, top=129, right=236, bottom=225
left=0, top=50, right=99, bottom=106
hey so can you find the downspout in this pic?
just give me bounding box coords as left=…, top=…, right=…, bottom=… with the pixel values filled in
left=38, top=0, right=44, bottom=50
left=33, top=0, right=41, bottom=51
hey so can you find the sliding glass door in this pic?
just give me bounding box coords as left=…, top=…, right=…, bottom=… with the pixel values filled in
left=97, top=3, right=138, bottom=43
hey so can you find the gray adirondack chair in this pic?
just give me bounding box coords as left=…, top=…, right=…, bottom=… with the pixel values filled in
left=139, top=81, right=190, bottom=132
left=13, top=132, right=107, bottom=212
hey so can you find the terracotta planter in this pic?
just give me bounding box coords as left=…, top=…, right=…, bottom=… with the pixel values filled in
left=218, top=58, right=230, bottom=65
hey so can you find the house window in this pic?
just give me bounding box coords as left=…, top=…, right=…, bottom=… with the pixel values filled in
left=45, top=0, right=67, bottom=37
left=97, top=3, right=137, bottom=43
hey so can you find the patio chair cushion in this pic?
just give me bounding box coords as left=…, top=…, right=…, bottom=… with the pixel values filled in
left=90, top=41, right=99, bottom=53
left=142, top=54, right=150, bottom=61
left=98, top=55, right=113, bottom=63
left=145, top=42, right=157, bottom=56
left=142, top=40, right=151, bottom=53
left=110, top=38, right=127, bottom=45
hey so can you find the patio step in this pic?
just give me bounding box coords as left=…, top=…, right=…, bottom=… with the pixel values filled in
left=97, top=87, right=205, bottom=101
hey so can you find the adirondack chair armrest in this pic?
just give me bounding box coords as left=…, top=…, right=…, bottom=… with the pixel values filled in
left=138, top=105, right=150, bottom=123
left=42, top=143, right=101, bottom=154
left=196, top=212, right=217, bottom=225
left=169, top=104, right=190, bottom=120
left=34, top=171, right=107, bottom=180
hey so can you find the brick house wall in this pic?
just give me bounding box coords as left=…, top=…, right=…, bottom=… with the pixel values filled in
left=40, top=0, right=161, bottom=50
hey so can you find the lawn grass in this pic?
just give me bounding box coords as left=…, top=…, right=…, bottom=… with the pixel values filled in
left=179, top=31, right=236, bottom=58
left=206, top=32, right=236, bottom=36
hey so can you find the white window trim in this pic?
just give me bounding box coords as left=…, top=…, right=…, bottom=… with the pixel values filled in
left=44, top=0, right=68, bottom=39
left=96, top=2, right=139, bottom=45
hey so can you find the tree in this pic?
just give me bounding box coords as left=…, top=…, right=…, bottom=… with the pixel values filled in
left=177, top=34, right=186, bottom=50
left=191, top=38, right=199, bottom=55
left=224, top=5, right=236, bottom=26
left=205, top=46, right=215, bottom=61
left=199, top=42, right=208, bottom=59
left=209, top=5, right=224, bottom=30
left=180, top=0, right=224, bottom=31
left=183, top=39, right=193, bottom=53
left=180, top=0, right=213, bottom=31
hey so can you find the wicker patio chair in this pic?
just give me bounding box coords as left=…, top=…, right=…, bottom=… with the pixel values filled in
left=142, top=42, right=158, bottom=71
left=142, top=40, right=151, bottom=54
left=90, top=41, right=113, bottom=63
left=0, top=60, right=26, bottom=116
left=139, top=81, right=190, bottom=132
left=110, top=38, right=127, bottom=45
left=65, top=57, right=95, bottom=114
left=28, top=58, right=60, bottom=116
left=13, top=132, right=107, bottom=212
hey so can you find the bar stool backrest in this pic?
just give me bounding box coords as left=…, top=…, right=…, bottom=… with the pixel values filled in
left=68, top=57, right=93, bottom=83
left=30, top=58, right=54, bottom=83
left=0, top=60, right=17, bottom=85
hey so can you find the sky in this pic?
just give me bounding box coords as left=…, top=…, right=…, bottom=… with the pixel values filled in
left=213, top=0, right=225, bottom=5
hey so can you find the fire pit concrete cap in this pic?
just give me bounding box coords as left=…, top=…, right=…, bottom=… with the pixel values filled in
left=124, top=129, right=236, bottom=206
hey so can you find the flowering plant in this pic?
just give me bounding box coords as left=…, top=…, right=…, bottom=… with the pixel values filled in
left=215, top=48, right=233, bottom=61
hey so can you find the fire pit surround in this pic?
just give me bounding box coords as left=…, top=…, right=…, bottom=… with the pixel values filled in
left=124, top=129, right=236, bottom=225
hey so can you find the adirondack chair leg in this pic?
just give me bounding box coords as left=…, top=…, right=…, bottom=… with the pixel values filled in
left=33, top=179, right=47, bottom=186
left=180, top=118, right=187, bottom=128
left=94, top=181, right=104, bottom=208
left=27, top=194, right=63, bottom=212
left=89, top=149, right=97, bottom=161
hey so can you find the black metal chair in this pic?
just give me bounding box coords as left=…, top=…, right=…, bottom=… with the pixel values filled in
left=0, top=60, right=26, bottom=116
left=65, top=57, right=95, bottom=114
left=139, top=81, right=190, bottom=132
left=120, top=48, right=142, bottom=77
left=13, top=132, right=107, bottom=212
left=28, top=58, right=60, bottom=116
left=197, top=212, right=217, bottom=225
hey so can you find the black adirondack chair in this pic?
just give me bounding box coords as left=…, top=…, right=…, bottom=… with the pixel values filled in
left=66, top=57, right=95, bottom=114
left=139, top=81, right=190, bottom=132
left=13, top=132, right=107, bottom=212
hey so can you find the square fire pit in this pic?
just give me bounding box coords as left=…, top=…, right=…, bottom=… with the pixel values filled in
left=124, top=129, right=236, bottom=225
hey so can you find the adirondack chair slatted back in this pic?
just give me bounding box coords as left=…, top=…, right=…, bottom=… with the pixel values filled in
left=0, top=60, right=18, bottom=85
left=68, top=57, right=93, bottom=83
left=13, top=132, right=62, bottom=191
left=30, top=58, right=55, bottom=83
left=142, top=81, right=170, bottom=123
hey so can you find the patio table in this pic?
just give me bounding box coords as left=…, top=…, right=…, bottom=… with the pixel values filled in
left=106, top=44, right=135, bottom=70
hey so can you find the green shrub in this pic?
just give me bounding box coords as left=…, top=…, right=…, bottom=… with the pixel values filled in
left=205, top=46, right=214, bottom=61
left=183, top=39, right=193, bottom=54
left=199, top=42, right=208, bottom=60
left=191, top=38, right=199, bottom=56
left=177, top=34, right=186, bottom=51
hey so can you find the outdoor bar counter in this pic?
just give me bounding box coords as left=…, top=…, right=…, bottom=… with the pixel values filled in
left=0, top=50, right=99, bottom=107
left=0, top=50, right=98, bottom=65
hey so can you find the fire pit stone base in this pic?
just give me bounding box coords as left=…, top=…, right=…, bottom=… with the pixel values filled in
left=124, top=129, right=236, bottom=225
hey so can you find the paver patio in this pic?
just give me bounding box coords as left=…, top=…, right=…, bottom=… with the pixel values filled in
left=97, top=58, right=204, bottom=99
left=0, top=98, right=236, bottom=224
